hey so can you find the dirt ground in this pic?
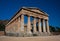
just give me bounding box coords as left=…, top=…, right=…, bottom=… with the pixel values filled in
left=0, top=35, right=60, bottom=41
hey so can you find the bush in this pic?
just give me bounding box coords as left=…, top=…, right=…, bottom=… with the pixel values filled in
left=0, top=24, right=5, bottom=31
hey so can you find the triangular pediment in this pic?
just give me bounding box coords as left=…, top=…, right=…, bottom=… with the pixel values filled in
left=21, top=7, right=48, bottom=15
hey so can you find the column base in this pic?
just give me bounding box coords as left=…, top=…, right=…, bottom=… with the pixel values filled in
left=18, top=32, right=25, bottom=37
left=38, top=32, right=43, bottom=36
left=38, top=32, right=50, bottom=36
left=25, top=32, right=32, bottom=37
left=42, top=32, right=50, bottom=36
left=33, top=32, right=39, bottom=36
left=47, top=32, right=51, bottom=35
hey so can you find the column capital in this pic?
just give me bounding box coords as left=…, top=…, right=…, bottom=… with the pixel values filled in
left=27, top=15, right=30, bottom=17
left=27, top=14, right=30, bottom=17
left=45, top=19, right=49, bottom=21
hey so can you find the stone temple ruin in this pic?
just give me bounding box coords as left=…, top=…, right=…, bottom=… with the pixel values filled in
left=5, top=7, right=50, bottom=37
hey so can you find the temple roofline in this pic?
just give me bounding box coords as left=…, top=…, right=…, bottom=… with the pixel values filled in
left=6, top=7, right=49, bottom=26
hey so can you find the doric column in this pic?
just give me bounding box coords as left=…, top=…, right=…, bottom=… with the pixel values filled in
left=42, top=19, right=46, bottom=32
left=17, top=17, right=21, bottom=32
left=18, top=17, right=20, bottom=22
left=46, top=19, right=50, bottom=34
left=33, top=18, right=37, bottom=33
left=20, top=14, right=24, bottom=32
left=27, top=16, right=32, bottom=34
left=38, top=18, right=42, bottom=32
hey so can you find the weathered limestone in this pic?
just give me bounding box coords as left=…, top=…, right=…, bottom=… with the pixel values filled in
left=20, top=14, right=24, bottom=31
left=46, top=20, right=50, bottom=35
left=20, top=14, right=24, bottom=36
left=42, top=19, right=48, bottom=35
left=17, top=17, right=21, bottom=36
left=42, top=19, right=46, bottom=32
left=38, top=18, right=42, bottom=35
left=5, top=7, right=50, bottom=37
left=38, top=19, right=42, bottom=32
left=33, top=18, right=37, bottom=34
left=27, top=16, right=32, bottom=36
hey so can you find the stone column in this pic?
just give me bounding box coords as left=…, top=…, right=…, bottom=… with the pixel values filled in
left=42, top=19, right=46, bottom=32
left=17, top=17, right=21, bottom=32
left=27, top=16, right=32, bottom=36
left=33, top=18, right=37, bottom=34
left=19, top=14, right=24, bottom=36
left=20, top=14, right=24, bottom=32
left=46, top=19, right=50, bottom=34
left=38, top=19, right=42, bottom=33
left=18, top=17, right=20, bottom=22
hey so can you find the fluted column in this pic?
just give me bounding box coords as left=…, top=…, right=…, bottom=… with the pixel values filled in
left=46, top=20, right=50, bottom=34
left=33, top=18, right=37, bottom=33
left=27, top=16, right=32, bottom=34
left=18, top=17, right=20, bottom=22
left=38, top=19, right=42, bottom=32
left=42, top=19, right=46, bottom=32
left=20, top=14, right=24, bottom=32
left=17, top=17, right=21, bottom=32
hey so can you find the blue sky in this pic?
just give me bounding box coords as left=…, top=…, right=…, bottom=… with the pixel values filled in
left=0, top=0, right=60, bottom=27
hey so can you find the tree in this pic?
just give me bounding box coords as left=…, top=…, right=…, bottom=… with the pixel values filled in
left=0, top=20, right=9, bottom=31
left=50, top=26, right=56, bottom=32
left=56, top=27, right=60, bottom=32
left=0, top=23, right=5, bottom=31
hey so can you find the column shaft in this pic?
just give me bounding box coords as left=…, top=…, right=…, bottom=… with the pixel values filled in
left=38, top=19, right=42, bottom=32
left=46, top=20, right=50, bottom=33
left=33, top=18, right=36, bottom=33
left=20, top=14, right=24, bottom=32
left=17, top=17, right=21, bottom=32
left=42, top=19, right=46, bottom=32
left=27, top=16, right=32, bottom=34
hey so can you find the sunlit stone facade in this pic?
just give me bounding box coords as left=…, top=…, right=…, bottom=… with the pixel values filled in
left=5, top=7, right=50, bottom=36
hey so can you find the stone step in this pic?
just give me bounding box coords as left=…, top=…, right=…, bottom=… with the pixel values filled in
left=24, top=33, right=33, bottom=37
left=39, top=32, right=50, bottom=36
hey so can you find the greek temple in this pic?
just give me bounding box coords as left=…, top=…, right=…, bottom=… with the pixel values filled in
left=5, top=7, right=50, bottom=36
